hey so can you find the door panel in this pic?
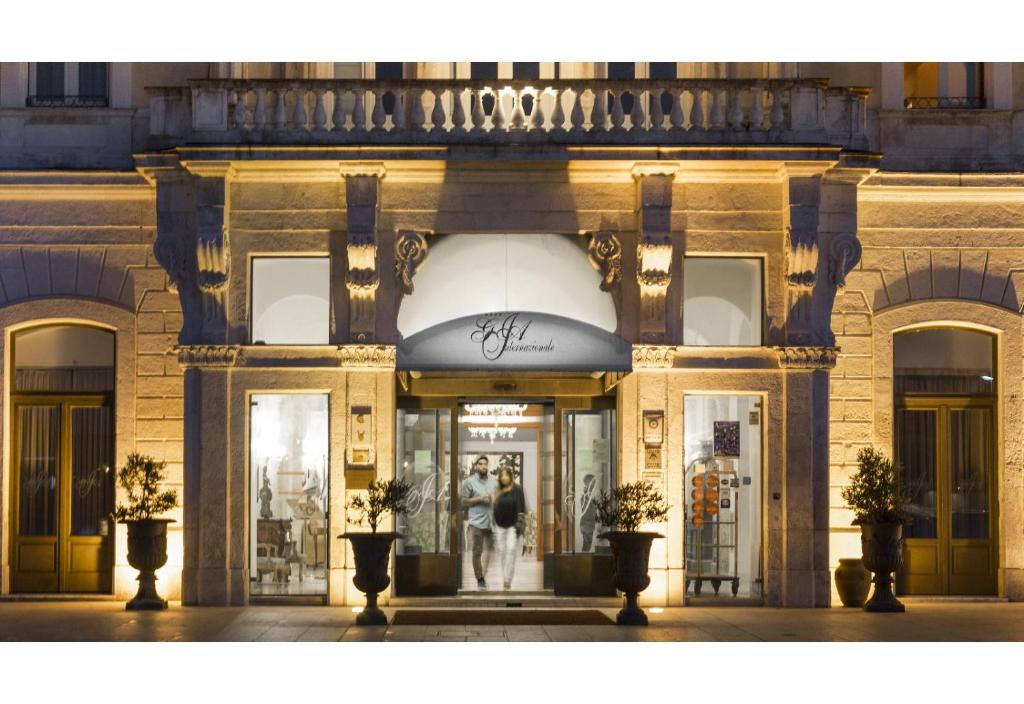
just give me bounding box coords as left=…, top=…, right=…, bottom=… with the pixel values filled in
left=11, top=398, right=114, bottom=593
left=895, top=399, right=997, bottom=596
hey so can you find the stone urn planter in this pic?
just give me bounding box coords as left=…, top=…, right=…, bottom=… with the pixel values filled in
left=834, top=557, right=872, bottom=608
left=342, top=532, right=398, bottom=626
left=861, top=522, right=905, bottom=613
left=124, top=518, right=174, bottom=611
left=601, top=531, right=663, bottom=626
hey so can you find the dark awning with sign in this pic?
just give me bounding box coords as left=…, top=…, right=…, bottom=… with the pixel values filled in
left=396, top=311, right=632, bottom=372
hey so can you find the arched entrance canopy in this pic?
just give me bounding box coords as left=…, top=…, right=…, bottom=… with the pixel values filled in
left=396, top=311, right=632, bottom=372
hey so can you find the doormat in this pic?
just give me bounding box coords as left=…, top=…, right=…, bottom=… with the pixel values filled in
left=390, top=609, right=615, bottom=626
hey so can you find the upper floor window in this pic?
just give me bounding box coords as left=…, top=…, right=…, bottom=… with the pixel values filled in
left=904, top=62, right=986, bottom=109
left=683, top=257, right=763, bottom=346
left=251, top=257, right=330, bottom=345
left=27, top=62, right=109, bottom=107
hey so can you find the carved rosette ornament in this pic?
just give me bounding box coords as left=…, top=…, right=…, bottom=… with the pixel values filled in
left=394, top=230, right=429, bottom=295
left=774, top=346, right=839, bottom=370
left=631, top=345, right=677, bottom=369
left=586, top=231, right=622, bottom=291
left=339, top=345, right=397, bottom=369
left=828, top=233, right=862, bottom=288
left=175, top=345, right=241, bottom=368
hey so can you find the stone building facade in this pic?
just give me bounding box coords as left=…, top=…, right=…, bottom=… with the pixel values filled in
left=0, top=62, right=1022, bottom=607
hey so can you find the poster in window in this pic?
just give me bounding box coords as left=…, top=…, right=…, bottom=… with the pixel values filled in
left=713, top=421, right=741, bottom=458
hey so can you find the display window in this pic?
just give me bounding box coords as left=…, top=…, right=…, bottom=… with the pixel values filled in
left=683, top=257, right=763, bottom=346
left=250, top=257, right=330, bottom=344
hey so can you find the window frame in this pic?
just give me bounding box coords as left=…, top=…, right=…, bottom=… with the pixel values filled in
left=682, top=255, right=766, bottom=347
left=248, top=255, right=332, bottom=346
left=26, top=62, right=109, bottom=107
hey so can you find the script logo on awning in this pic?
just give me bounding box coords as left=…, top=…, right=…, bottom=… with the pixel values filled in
left=470, top=312, right=555, bottom=361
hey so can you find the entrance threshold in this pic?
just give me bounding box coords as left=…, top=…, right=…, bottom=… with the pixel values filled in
left=0, top=593, right=118, bottom=602
left=390, top=592, right=621, bottom=609
left=249, top=595, right=327, bottom=606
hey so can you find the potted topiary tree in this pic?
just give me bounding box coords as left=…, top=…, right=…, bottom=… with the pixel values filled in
left=341, top=478, right=413, bottom=626
left=597, top=480, right=670, bottom=625
left=113, top=453, right=179, bottom=611
left=841, top=446, right=908, bottom=613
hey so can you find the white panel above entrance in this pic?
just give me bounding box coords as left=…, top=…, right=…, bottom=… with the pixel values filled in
left=397, top=233, right=618, bottom=338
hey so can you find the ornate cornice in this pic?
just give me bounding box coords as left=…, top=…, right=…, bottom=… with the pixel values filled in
left=632, top=345, right=678, bottom=369
left=176, top=345, right=241, bottom=368
left=774, top=346, right=839, bottom=369
left=339, top=344, right=397, bottom=369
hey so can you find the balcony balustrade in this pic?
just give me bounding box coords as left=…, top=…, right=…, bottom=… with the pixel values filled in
left=147, top=78, right=871, bottom=153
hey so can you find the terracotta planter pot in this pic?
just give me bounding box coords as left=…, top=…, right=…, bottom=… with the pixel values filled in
left=342, top=532, right=397, bottom=626
left=860, top=522, right=906, bottom=613
left=123, top=518, right=174, bottom=611
left=600, top=531, right=663, bottom=626
left=834, top=557, right=871, bottom=608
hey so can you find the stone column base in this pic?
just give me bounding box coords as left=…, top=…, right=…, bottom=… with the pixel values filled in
left=1004, top=568, right=1024, bottom=601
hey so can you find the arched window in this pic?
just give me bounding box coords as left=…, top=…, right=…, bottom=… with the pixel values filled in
left=894, top=327, right=995, bottom=394
left=13, top=324, right=114, bottom=392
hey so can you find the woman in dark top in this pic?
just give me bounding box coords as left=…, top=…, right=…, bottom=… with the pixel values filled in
left=491, top=466, right=527, bottom=591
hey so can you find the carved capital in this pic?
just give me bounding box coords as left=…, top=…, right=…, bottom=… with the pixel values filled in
left=585, top=231, right=622, bottom=291
left=176, top=345, right=241, bottom=368
left=774, top=346, right=838, bottom=369
left=632, top=345, right=677, bottom=369
left=339, top=344, right=397, bottom=369
left=395, top=230, right=429, bottom=295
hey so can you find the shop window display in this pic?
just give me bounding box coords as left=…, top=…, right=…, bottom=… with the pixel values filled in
left=684, top=395, right=763, bottom=599
left=249, top=394, right=329, bottom=596
left=250, top=257, right=330, bottom=345
left=683, top=257, right=763, bottom=346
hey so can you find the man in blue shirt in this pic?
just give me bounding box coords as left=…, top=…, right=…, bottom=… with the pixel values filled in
left=461, top=455, right=496, bottom=590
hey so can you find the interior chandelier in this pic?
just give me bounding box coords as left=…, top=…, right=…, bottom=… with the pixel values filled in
left=468, top=425, right=517, bottom=444
left=463, top=404, right=527, bottom=417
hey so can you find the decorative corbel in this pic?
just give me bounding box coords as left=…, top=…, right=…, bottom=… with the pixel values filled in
left=633, top=164, right=677, bottom=343
left=188, top=162, right=236, bottom=339
left=343, top=164, right=385, bottom=342
left=828, top=233, right=862, bottom=288
left=394, top=230, right=429, bottom=295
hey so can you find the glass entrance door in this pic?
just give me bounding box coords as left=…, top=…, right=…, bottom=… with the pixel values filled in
left=895, top=399, right=997, bottom=595
left=12, top=398, right=114, bottom=593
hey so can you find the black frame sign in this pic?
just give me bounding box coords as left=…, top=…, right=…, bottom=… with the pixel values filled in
left=396, top=311, right=632, bottom=372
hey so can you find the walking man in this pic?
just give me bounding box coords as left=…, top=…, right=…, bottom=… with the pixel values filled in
left=462, top=455, right=496, bottom=589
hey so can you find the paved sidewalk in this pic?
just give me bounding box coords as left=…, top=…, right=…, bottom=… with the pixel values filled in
left=1, top=600, right=1024, bottom=641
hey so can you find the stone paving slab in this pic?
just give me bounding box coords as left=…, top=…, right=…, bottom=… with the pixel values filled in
left=2, top=601, right=1024, bottom=641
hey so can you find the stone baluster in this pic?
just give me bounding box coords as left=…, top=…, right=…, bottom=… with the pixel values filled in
left=430, top=88, right=446, bottom=135
left=491, top=89, right=506, bottom=131
left=273, top=87, right=288, bottom=131
left=751, top=86, right=765, bottom=131
left=728, top=86, right=744, bottom=131
left=530, top=90, right=546, bottom=131
left=668, top=88, right=684, bottom=132
left=630, top=89, right=646, bottom=132
left=591, top=88, right=607, bottom=132
left=233, top=88, right=247, bottom=130
left=331, top=86, right=346, bottom=132
left=292, top=84, right=308, bottom=131
left=689, top=86, right=705, bottom=131
left=312, top=88, right=327, bottom=131
left=371, top=89, right=386, bottom=132
left=510, top=88, right=526, bottom=130
left=471, top=88, right=486, bottom=132
left=351, top=88, right=366, bottom=133
left=569, top=88, right=585, bottom=133
left=451, top=88, right=467, bottom=134
left=610, top=90, right=625, bottom=131
left=649, top=87, right=665, bottom=133
left=253, top=87, right=267, bottom=131
left=392, top=90, right=406, bottom=131
left=409, top=88, right=425, bottom=132
left=770, top=86, right=785, bottom=131
left=550, top=88, right=565, bottom=132
left=709, top=87, right=725, bottom=130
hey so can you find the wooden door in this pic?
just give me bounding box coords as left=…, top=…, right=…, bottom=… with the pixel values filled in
left=11, top=396, right=114, bottom=593
left=895, top=397, right=997, bottom=595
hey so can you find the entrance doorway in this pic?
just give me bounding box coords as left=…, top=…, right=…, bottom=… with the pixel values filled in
left=393, top=377, right=616, bottom=597
left=893, top=328, right=998, bottom=595
left=9, top=325, right=115, bottom=593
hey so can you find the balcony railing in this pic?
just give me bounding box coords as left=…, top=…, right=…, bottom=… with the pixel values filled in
left=147, top=79, right=870, bottom=152
left=903, top=96, right=986, bottom=110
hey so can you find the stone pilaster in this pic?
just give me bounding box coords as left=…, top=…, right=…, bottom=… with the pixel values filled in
left=177, top=345, right=243, bottom=606
left=777, top=346, right=836, bottom=607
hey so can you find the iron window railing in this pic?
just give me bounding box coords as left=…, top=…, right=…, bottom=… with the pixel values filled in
left=26, top=94, right=110, bottom=107
left=904, top=96, right=986, bottom=109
